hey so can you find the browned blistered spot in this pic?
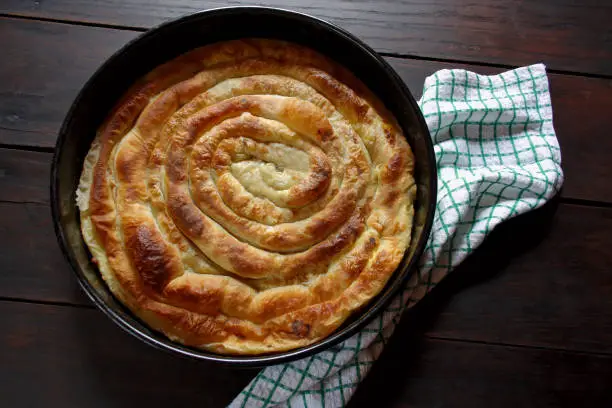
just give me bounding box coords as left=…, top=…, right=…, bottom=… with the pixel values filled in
left=384, top=190, right=400, bottom=206
left=90, top=163, right=110, bottom=204
left=304, top=209, right=365, bottom=265
left=165, top=282, right=223, bottom=315
left=304, top=190, right=354, bottom=239
left=343, top=255, right=368, bottom=279
left=383, top=152, right=405, bottom=183
left=166, top=145, right=188, bottom=183
left=168, top=197, right=205, bottom=237
left=360, top=249, right=394, bottom=287
left=265, top=231, right=291, bottom=247
left=125, top=224, right=175, bottom=293
left=226, top=244, right=267, bottom=278
left=342, top=236, right=378, bottom=279
left=291, top=320, right=311, bottom=338
left=304, top=217, right=334, bottom=242
left=287, top=157, right=331, bottom=207
left=317, top=126, right=334, bottom=142
left=384, top=126, right=396, bottom=145
left=366, top=237, right=377, bottom=251
left=362, top=201, right=372, bottom=216
left=308, top=70, right=369, bottom=121
left=212, top=148, right=232, bottom=170
left=191, top=144, right=212, bottom=173
left=102, top=84, right=154, bottom=141
left=114, top=151, right=134, bottom=184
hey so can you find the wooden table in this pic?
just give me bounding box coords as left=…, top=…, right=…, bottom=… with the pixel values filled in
left=1, top=1, right=611, bottom=406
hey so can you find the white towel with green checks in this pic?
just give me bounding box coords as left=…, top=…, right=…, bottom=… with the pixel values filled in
left=229, top=63, right=563, bottom=408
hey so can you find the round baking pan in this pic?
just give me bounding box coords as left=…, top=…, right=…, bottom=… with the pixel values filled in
left=51, top=6, right=437, bottom=367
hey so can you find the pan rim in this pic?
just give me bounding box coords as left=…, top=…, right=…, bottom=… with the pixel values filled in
left=50, top=5, right=437, bottom=367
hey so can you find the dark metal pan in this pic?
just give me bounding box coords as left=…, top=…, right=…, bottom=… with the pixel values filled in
left=51, top=6, right=437, bottom=367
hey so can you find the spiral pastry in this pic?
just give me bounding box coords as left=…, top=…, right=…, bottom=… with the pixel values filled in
left=76, top=39, right=416, bottom=354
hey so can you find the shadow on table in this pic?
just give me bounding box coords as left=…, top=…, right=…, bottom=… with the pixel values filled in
left=348, top=194, right=561, bottom=407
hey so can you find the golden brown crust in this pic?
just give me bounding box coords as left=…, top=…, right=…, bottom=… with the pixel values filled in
left=77, top=39, right=416, bottom=354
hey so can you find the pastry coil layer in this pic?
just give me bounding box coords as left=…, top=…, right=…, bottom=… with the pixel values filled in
left=77, top=39, right=416, bottom=354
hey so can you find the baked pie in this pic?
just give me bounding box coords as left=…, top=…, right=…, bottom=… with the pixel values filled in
left=76, top=39, right=416, bottom=354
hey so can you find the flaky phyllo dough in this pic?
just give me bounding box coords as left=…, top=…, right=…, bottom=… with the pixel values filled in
left=76, top=39, right=416, bottom=354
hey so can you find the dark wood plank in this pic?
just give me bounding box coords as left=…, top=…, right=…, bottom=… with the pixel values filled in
left=0, top=149, right=50, bottom=204
left=1, top=18, right=612, bottom=202
left=0, top=17, right=138, bottom=147
left=2, top=0, right=611, bottom=75
left=350, top=329, right=612, bottom=407
left=1, top=301, right=610, bottom=408
left=0, top=301, right=256, bottom=408
left=0, top=202, right=89, bottom=305
left=414, top=199, right=612, bottom=356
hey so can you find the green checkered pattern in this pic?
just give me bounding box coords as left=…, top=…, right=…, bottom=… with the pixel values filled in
left=229, top=64, right=563, bottom=408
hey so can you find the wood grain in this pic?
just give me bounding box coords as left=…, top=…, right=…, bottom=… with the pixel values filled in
left=0, top=202, right=89, bottom=305
left=0, top=148, right=50, bottom=204
left=1, top=18, right=612, bottom=203
left=0, top=18, right=137, bottom=148
left=0, top=301, right=255, bottom=408
left=1, top=0, right=611, bottom=75
left=416, top=200, right=612, bottom=355
left=1, top=300, right=610, bottom=408
left=350, top=328, right=612, bottom=408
